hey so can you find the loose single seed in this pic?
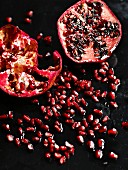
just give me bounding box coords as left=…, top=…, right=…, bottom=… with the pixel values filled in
left=0, top=114, right=8, bottom=119
left=110, top=101, right=118, bottom=108
left=65, top=119, right=74, bottom=125
left=54, top=152, right=62, bottom=159
left=48, top=137, right=55, bottom=144
left=95, top=150, right=103, bottom=159
left=27, top=10, right=33, bottom=17
left=122, top=122, right=128, bottom=129
left=31, top=99, right=39, bottom=105
left=17, top=118, right=23, bottom=125
left=102, top=116, right=110, bottom=123
left=65, top=141, right=74, bottom=148
left=69, top=147, right=75, bottom=155
left=77, top=135, right=84, bottom=144
left=60, top=156, right=66, bottom=164
left=45, top=132, right=53, bottom=137
left=94, top=123, right=102, bottom=131
left=30, top=118, right=35, bottom=126
left=93, top=109, right=103, bottom=117
left=23, top=115, right=31, bottom=122
left=110, top=83, right=117, bottom=91
left=84, top=91, right=93, bottom=96
left=15, top=138, right=21, bottom=147
left=54, top=143, right=60, bottom=151
left=108, top=92, right=115, bottom=100
left=6, top=17, right=12, bottom=23
left=6, top=134, right=14, bottom=142
left=25, top=18, right=32, bottom=23
left=8, top=111, right=13, bottom=119
left=108, top=128, right=118, bottom=136
left=88, top=129, right=95, bottom=138
left=78, top=131, right=86, bottom=136
left=45, top=152, right=51, bottom=159
left=97, top=139, right=105, bottom=149
left=34, top=118, right=43, bottom=126
left=86, top=140, right=95, bottom=151
left=2, top=124, right=10, bottom=131
left=63, top=113, right=71, bottom=119
left=44, top=36, right=52, bottom=44
left=78, top=126, right=86, bottom=132
left=72, top=122, right=81, bottom=129
left=28, top=143, right=34, bottom=150
left=109, top=152, right=118, bottom=159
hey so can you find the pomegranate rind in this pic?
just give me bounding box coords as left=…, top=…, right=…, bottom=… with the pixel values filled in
left=57, top=0, right=122, bottom=63
left=0, top=25, right=62, bottom=97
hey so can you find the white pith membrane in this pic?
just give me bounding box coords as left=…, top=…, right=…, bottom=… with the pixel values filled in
left=0, top=25, right=62, bottom=97
left=58, top=0, right=122, bottom=63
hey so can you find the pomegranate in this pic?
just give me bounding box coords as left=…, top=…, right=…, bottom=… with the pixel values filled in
left=0, top=24, right=62, bottom=97
left=57, top=0, right=122, bottom=63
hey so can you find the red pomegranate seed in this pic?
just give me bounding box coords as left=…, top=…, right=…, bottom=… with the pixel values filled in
left=97, top=139, right=105, bottom=149
left=45, top=132, right=53, bottom=137
left=110, top=83, right=117, bottom=91
left=54, top=152, right=62, bottom=159
left=54, top=124, right=63, bottom=133
left=21, top=138, right=29, bottom=144
left=108, top=92, right=116, bottom=100
left=78, top=126, right=86, bottom=132
left=102, top=116, right=110, bottom=123
left=48, top=137, right=55, bottom=144
left=108, top=128, right=118, bottom=136
left=108, top=68, right=114, bottom=75
left=110, top=101, right=118, bottom=108
left=60, top=146, right=67, bottom=151
left=34, top=118, right=43, bottom=126
left=84, top=91, right=93, bottom=96
left=43, top=139, right=49, bottom=147
left=93, top=109, right=103, bottom=117
left=72, top=122, right=81, bottom=129
left=6, top=17, right=12, bottom=23
left=122, top=122, right=128, bottom=129
left=101, top=91, right=107, bottom=98
left=18, top=127, right=24, bottom=135
left=6, top=134, right=14, bottom=142
left=78, top=131, right=86, bottom=136
left=102, top=77, right=108, bottom=83
left=32, top=137, right=40, bottom=142
left=8, top=111, right=13, bottom=119
left=30, top=118, right=35, bottom=126
left=99, top=126, right=107, bottom=133
left=88, top=130, right=95, bottom=138
left=41, top=124, right=49, bottom=131
left=87, top=114, right=94, bottom=123
left=44, top=36, right=52, bottom=44
left=15, top=138, right=21, bottom=147
left=65, top=141, right=74, bottom=148
left=95, top=150, right=103, bottom=159
left=45, top=152, right=51, bottom=159
left=109, top=152, right=118, bottom=159
left=82, top=118, right=88, bottom=128
left=69, top=147, right=75, bottom=155
left=92, top=95, right=99, bottom=102
left=63, top=113, right=71, bottom=119
left=71, top=75, right=78, bottom=82
left=26, top=127, right=35, bottom=132
left=28, top=143, right=34, bottom=150
left=49, top=143, right=55, bottom=153
left=114, top=79, right=120, bottom=85
left=59, top=156, right=66, bottom=164
left=64, top=151, right=70, bottom=159
left=27, top=10, right=33, bottom=17
left=25, top=18, right=32, bottom=24
left=86, top=140, right=95, bottom=151
left=94, top=123, right=102, bottom=131
left=54, top=143, right=60, bottom=151
left=0, top=114, right=8, bottom=119
left=99, top=69, right=106, bottom=76
left=65, top=119, right=74, bottom=125
left=77, top=135, right=84, bottom=144
left=17, top=118, right=23, bottom=125
left=23, top=115, right=31, bottom=122
left=2, top=124, right=10, bottom=131
left=92, top=119, right=100, bottom=126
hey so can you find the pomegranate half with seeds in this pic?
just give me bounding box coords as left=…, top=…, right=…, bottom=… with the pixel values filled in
left=57, top=0, right=122, bottom=63
left=0, top=24, right=62, bottom=97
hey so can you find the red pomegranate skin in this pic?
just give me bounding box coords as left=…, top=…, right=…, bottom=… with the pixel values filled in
left=0, top=24, right=62, bottom=97
left=57, top=0, right=122, bottom=63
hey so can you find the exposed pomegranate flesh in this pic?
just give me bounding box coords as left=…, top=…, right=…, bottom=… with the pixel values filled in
left=57, top=0, right=122, bottom=63
left=0, top=24, right=62, bottom=97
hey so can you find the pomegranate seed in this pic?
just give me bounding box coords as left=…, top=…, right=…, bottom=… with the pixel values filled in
left=122, top=122, right=128, bottom=129
left=102, top=77, right=108, bottom=82
left=102, top=116, right=110, bottom=123
left=95, top=150, right=103, bottom=159
left=27, top=10, right=33, bottom=17
left=60, top=156, right=66, bottom=164
left=65, top=119, right=74, bottom=125
left=30, top=118, right=35, bottom=126
left=78, top=131, right=86, bottom=136
left=41, top=124, right=49, bottom=131
left=110, top=83, right=117, bottom=91
left=72, top=75, right=78, bottom=82
left=23, top=115, right=31, bottom=122
left=88, top=130, right=95, bottom=138
left=78, top=126, right=86, bottom=132
left=28, top=143, right=34, bottom=150
left=60, top=146, right=67, bottom=151
left=99, top=69, right=106, bottom=76
left=54, top=143, right=60, bottom=151
left=32, top=137, right=40, bottom=142
left=99, top=126, right=107, bottom=133
left=92, top=119, right=100, bottom=126
left=77, top=135, right=84, bottom=144
left=25, top=18, right=32, bottom=24
left=31, top=99, right=39, bottom=105
left=93, top=109, right=103, bottom=117
left=108, top=68, right=114, bottom=75
left=18, top=127, right=24, bottom=135
left=64, top=151, right=70, bottom=159
left=97, top=139, right=105, bottom=149
left=48, top=137, right=55, bottom=144
left=54, top=124, right=63, bottom=133
left=109, top=152, right=118, bottom=159
left=72, top=122, right=81, bottom=129
left=6, top=17, right=12, bottom=23
left=49, top=143, right=55, bottom=153
left=92, top=95, right=99, bottom=102
left=6, top=134, right=14, bottom=142
left=86, top=140, right=95, bottom=151
left=43, top=139, right=49, bottom=147
left=114, top=79, right=120, bottom=85
left=26, top=127, right=35, bottom=132
left=8, top=111, right=13, bottom=119
left=63, top=113, right=71, bottom=119
left=65, top=141, right=74, bottom=148
left=87, top=114, right=94, bottom=122
left=15, top=138, right=21, bottom=147
left=34, top=118, right=43, bottom=126
left=0, top=114, right=8, bottom=119
left=45, top=132, right=53, bottom=137
left=84, top=91, right=93, bottom=96
left=108, top=128, right=118, bottom=136
left=95, top=90, right=101, bottom=97
left=82, top=119, right=88, bottom=128
left=69, top=147, right=75, bottom=155
left=54, top=152, right=62, bottom=159
left=17, top=118, right=23, bottom=125
left=21, top=138, right=29, bottom=144
left=2, top=124, right=10, bottom=131
left=44, top=36, right=52, bottom=44
left=45, top=152, right=51, bottom=159
left=108, top=92, right=116, bottom=100
left=110, top=101, right=118, bottom=108
left=101, top=91, right=107, bottom=98
left=94, top=123, right=102, bottom=131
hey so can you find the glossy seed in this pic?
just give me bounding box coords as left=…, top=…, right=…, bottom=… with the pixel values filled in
left=27, top=10, right=33, bottom=17
left=23, top=115, right=31, bottom=122
left=7, top=134, right=14, bottom=142
left=86, top=140, right=95, bottom=151
left=59, top=156, right=66, bottom=164
left=6, top=17, right=12, bottom=23
left=45, top=152, right=51, bottom=159
left=17, top=118, right=23, bottom=125
left=15, top=138, right=21, bottom=147
left=54, top=152, right=62, bottom=159
left=0, top=114, right=8, bottom=119
left=110, top=101, right=118, bottom=108
left=102, top=116, right=110, bottom=123
left=108, top=92, right=115, bottom=100
left=108, top=128, right=118, bottom=136
left=95, top=150, right=103, bottom=159
left=97, top=139, right=105, bottom=149
left=93, top=109, right=103, bottom=117
left=21, top=138, right=29, bottom=144
left=77, top=135, right=84, bottom=144
left=28, top=143, right=34, bottom=150
left=8, top=111, right=13, bottom=119
left=109, top=152, right=118, bottom=159
left=25, top=18, right=32, bottom=23
left=26, top=127, right=35, bottom=132
left=2, top=124, right=10, bottom=131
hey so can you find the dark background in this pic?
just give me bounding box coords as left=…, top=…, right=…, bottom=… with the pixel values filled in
left=0, top=0, right=128, bottom=170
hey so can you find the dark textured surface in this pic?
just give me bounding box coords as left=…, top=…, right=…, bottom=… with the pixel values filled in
left=0, top=0, right=128, bottom=170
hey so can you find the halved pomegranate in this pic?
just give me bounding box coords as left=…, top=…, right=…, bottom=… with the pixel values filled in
left=0, top=24, right=62, bottom=97
left=57, top=0, right=122, bottom=63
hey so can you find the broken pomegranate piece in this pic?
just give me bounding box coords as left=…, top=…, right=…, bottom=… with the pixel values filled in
left=0, top=24, right=62, bottom=97
left=57, top=0, right=122, bottom=63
